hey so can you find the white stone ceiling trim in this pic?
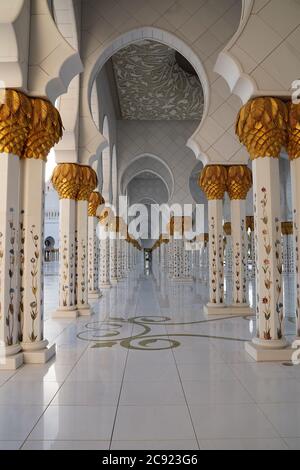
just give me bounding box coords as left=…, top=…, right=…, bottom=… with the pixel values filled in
left=0, top=0, right=30, bottom=90
left=28, top=0, right=83, bottom=103
left=215, top=0, right=300, bottom=102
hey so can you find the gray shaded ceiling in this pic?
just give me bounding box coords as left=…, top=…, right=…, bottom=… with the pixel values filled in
left=111, top=40, right=204, bottom=121
left=128, top=174, right=169, bottom=206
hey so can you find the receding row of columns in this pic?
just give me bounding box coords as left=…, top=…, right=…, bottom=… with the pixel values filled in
left=199, top=98, right=300, bottom=361
left=0, top=90, right=62, bottom=369
left=0, top=90, right=142, bottom=370
left=51, top=167, right=142, bottom=319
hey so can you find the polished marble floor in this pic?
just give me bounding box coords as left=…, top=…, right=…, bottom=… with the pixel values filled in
left=0, top=262, right=299, bottom=450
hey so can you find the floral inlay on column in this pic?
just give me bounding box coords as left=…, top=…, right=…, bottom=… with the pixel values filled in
left=18, top=210, right=25, bottom=342
left=275, top=218, right=283, bottom=339
left=294, top=212, right=300, bottom=337
left=61, top=235, right=69, bottom=307
left=29, top=225, right=39, bottom=342
left=288, top=103, right=300, bottom=338
left=6, top=210, right=16, bottom=347
left=260, top=187, right=272, bottom=339
left=210, top=217, right=217, bottom=303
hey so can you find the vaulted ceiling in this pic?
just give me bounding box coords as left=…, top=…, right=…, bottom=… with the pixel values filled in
left=111, top=40, right=204, bottom=121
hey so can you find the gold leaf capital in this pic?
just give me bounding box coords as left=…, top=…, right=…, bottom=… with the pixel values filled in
left=227, top=165, right=252, bottom=200
left=288, top=103, right=300, bottom=161
left=77, top=166, right=98, bottom=201
left=51, top=163, right=81, bottom=200
left=0, top=89, right=32, bottom=158
left=88, top=191, right=105, bottom=217
left=236, top=97, right=288, bottom=160
left=198, top=165, right=227, bottom=200
left=23, top=98, right=63, bottom=161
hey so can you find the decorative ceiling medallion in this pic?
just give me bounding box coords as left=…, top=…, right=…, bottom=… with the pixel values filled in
left=112, top=40, right=204, bottom=121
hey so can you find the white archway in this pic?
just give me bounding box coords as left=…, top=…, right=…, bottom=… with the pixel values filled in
left=120, top=154, right=175, bottom=201
left=86, top=27, right=210, bottom=165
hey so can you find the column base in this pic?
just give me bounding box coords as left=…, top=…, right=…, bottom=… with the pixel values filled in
left=245, top=340, right=293, bottom=362
left=227, top=304, right=254, bottom=316
left=204, top=304, right=229, bottom=316
left=0, top=353, right=23, bottom=370
left=78, top=305, right=94, bottom=316
left=53, top=307, right=78, bottom=319
left=172, top=277, right=193, bottom=283
left=88, top=290, right=101, bottom=299
left=22, top=343, right=56, bottom=364
left=99, top=282, right=112, bottom=289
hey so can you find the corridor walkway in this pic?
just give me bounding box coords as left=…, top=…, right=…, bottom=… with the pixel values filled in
left=0, top=264, right=299, bottom=450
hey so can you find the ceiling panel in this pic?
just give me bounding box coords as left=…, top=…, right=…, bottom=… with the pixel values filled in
left=111, top=40, right=204, bottom=120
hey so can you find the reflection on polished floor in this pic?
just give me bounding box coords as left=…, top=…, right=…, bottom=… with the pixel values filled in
left=0, top=262, right=299, bottom=451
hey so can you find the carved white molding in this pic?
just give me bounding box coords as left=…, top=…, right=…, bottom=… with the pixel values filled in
left=0, top=0, right=30, bottom=90
left=28, top=0, right=83, bottom=103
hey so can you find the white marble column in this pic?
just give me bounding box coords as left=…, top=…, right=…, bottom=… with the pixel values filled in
left=0, top=153, right=23, bottom=369
left=117, top=238, right=124, bottom=281
left=236, top=97, right=291, bottom=361
left=223, top=224, right=232, bottom=276
left=76, top=167, right=97, bottom=316
left=247, top=158, right=289, bottom=357
left=246, top=217, right=255, bottom=279
left=168, top=237, right=174, bottom=279
left=110, top=236, right=118, bottom=285
left=227, top=166, right=253, bottom=315
left=55, top=198, right=77, bottom=317
left=77, top=200, right=92, bottom=314
left=183, top=243, right=192, bottom=280
left=99, top=232, right=111, bottom=289
left=199, top=166, right=227, bottom=315
left=281, top=224, right=294, bottom=274
left=87, top=192, right=104, bottom=299
left=290, top=154, right=300, bottom=338
left=230, top=200, right=252, bottom=313
left=88, top=216, right=100, bottom=298
left=21, top=158, right=55, bottom=363
left=51, top=163, right=80, bottom=319
left=206, top=200, right=225, bottom=312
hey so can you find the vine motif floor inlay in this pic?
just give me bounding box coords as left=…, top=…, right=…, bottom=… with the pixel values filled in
left=77, top=315, right=250, bottom=351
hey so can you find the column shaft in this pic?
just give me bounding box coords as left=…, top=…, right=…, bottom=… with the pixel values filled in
left=110, top=237, right=118, bottom=284
left=231, top=200, right=248, bottom=307
left=55, top=199, right=77, bottom=317
left=291, top=159, right=300, bottom=337
left=252, top=158, right=286, bottom=347
left=88, top=216, right=100, bottom=298
left=77, top=200, right=92, bottom=315
left=21, top=158, right=55, bottom=362
left=207, top=200, right=224, bottom=307
left=99, top=228, right=111, bottom=289
left=0, top=154, right=23, bottom=369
